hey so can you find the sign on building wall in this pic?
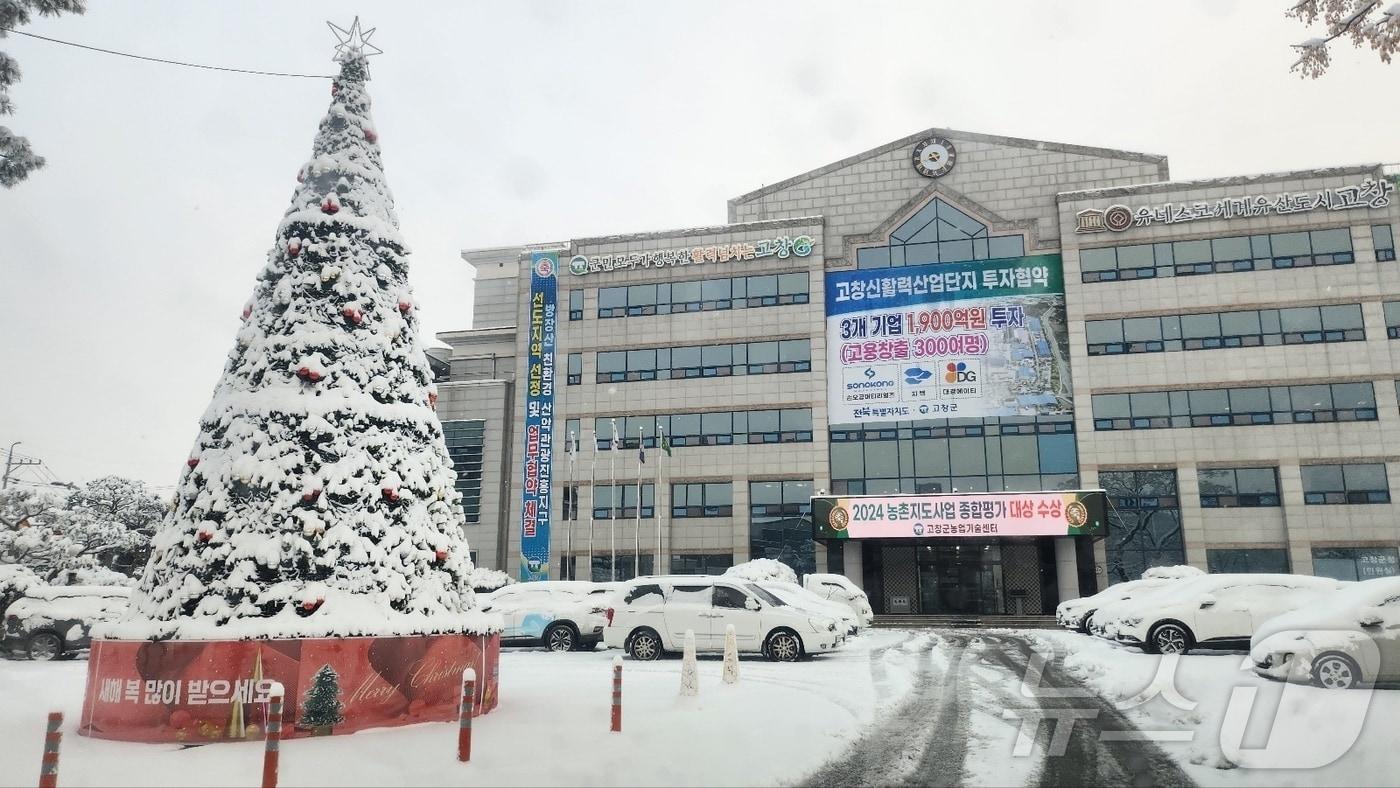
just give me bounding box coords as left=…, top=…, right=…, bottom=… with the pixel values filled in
left=824, top=254, right=1071, bottom=423
left=519, top=251, right=558, bottom=581
left=567, top=234, right=813, bottom=276
left=810, top=490, right=1106, bottom=540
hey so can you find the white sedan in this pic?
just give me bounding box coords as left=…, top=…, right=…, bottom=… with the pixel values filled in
left=1251, top=576, right=1400, bottom=689
left=1099, top=573, right=1344, bottom=654
left=1057, top=577, right=1178, bottom=633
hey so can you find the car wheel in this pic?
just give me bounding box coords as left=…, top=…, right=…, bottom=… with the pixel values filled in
left=1078, top=610, right=1097, bottom=634
left=764, top=629, right=802, bottom=662
left=1312, top=652, right=1362, bottom=690
left=1149, top=623, right=1192, bottom=655
left=627, top=628, right=662, bottom=661
left=27, top=632, right=63, bottom=661
left=544, top=623, right=576, bottom=653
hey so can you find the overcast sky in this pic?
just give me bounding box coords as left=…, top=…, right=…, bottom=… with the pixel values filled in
left=1, top=0, right=1397, bottom=491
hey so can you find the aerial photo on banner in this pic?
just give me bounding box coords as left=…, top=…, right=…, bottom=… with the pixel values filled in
left=825, top=253, right=1072, bottom=423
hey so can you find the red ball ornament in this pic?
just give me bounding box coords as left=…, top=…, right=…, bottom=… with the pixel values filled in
left=321, top=196, right=340, bottom=215
left=382, top=487, right=400, bottom=503
left=186, top=457, right=200, bottom=469
left=197, top=530, right=213, bottom=543
left=330, top=82, right=340, bottom=96
left=397, top=301, right=412, bottom=314
left=302, top=488, right=322, bottom=503
left=296, top=169, right=305, bottom=184
left=363, top=127, right=378, bottom=143
left=434, top=549, right=448, bottom=563
left=341, top=307, right=364, bottom=326
left=428, top=391, right=439, bottom=411
left=295, top=367, right=323, bottom=383
left=241, top=306, right=252, bottom=321
left=302, top=598, right=323, bottom=612
left=287, top=239, right=302, bottom=258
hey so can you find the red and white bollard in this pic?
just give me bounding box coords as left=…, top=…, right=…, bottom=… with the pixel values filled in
left=262, top=682, right=285, bottom=788
left=37, top=711, right=61, bottom=788
left=458, top=667, right=476, bottom=763
left=610, top=655, right=623, bottom=732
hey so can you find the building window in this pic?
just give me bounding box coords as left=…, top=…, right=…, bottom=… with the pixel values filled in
left=592, top=554, right=655, bottom=582
left=591, top=483, right=656, bottom=519
left=568, top=289, right=584, bottom=321
left=1374, top=224, right=1396, bottom=262
left=1085, top=303, right=1365, bottom=356
left=1081, top=226, right=1356, bottom=284
left=748, top=480, right=815, bottom=576
left=566, top=352, right=582, bottom=385
left=592, top=408, right=814, bottom=450
left=671, top=482, right=734, bottom=518
left=560, top=485, right=580, bottom=521
left=830, top=415, right=1078, bottom=495
left=1092, top=381, right=1378, bottom=430
left=596, top=272, right=809, bottom=318
left=1100, top=470, right=1185, bottom=584
left=856, top=198, right=1025, bottom=270
left=595, top=339, right=812, bottom=383
left=670, top=553, right=734, bottom=575
left=442, top=420, right=485, bottom=524
left=1301, top=463, right=1391, bottom=504
left=1198, top=467, right=1280, bottom=507
left=1384, top=301, right=1400, bottom=340
left=1206, top=548, right=1290, bottom=574
left=1313, top=547, right=1400, bottom=581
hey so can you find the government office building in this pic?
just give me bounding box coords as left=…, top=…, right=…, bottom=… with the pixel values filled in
left=433, top=127, right=1400, bottom=616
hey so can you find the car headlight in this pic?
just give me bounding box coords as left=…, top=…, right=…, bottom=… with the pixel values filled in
left=810, top=617, right=835, bottom=632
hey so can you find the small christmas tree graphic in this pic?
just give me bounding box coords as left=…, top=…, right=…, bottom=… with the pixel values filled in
left=299, top=664, right=345, bottom=735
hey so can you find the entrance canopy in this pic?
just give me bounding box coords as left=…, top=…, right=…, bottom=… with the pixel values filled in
left=810, top=490, right=1106, bottom=540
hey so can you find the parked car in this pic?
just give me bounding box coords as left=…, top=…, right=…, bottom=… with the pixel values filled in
left=1251, top=576, right=1400, bottom=689
left=1057, top=577, right=1180, bottom=633
left=755, top=580, right=860, bottom=635
left=479, top=581, right=611, bottom=652
left=0, top=565, right=40, bottom=618
left=1098, top=573, right=1344, bottom=654
left=802, top=573, right=875, bottom=628
left=3, top=585, right=131, bottom=660
left=603, top=575, right=844, bottom=662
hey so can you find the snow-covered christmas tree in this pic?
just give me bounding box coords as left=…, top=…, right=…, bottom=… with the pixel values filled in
left=111, top=23, right=486, bottom=640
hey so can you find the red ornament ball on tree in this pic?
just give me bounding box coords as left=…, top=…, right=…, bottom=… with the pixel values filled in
left=302, top=598, right=323, bottom=612
left=241, top=306, right=252, bottom=321
left=397, top=301, right=412, bottom=314
left=434, top=549, right=448, bottom=563
left=363, top=127, right=378, bottom=143
left=186, top=457, right=200, bottom=469
left=321, top=196, right=340, bottom=215
left=382, top=487, right=399, bottom=502
left=302, top=488, right=322, bottom=503
left=296, top=169, right=305, bottom=184
left=341, top=307, right=364, bottom=326
left=287, top=239, right=302, bottom=258
left=296, top=367, right=323, bottom=383
left=197, top=530, right=212, bottom=543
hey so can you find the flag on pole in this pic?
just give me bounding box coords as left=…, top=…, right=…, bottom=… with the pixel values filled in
left=661, top=432, right=671, bottom=456
left=610, top=418, right=621, bottom=452
left=639, top=437, right=646, bottom=465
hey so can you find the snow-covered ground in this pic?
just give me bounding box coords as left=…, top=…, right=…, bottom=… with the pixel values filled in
left=0, top=630, right=925, bottom=787
left=1032, top=630, right=1400, bottom=787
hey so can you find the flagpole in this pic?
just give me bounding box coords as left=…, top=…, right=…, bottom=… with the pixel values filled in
left=566, top=430, right=576, bottom=580
left=656, top=424, right=664, bottom=573
left=635, top=424, right=644, bottom=577
left=588, top=429, right=597, bottom=581
left=610, top=418, right=619, bottom=582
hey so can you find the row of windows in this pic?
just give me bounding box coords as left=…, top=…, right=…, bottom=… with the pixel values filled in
left=1080, top=227, right=1356, bottom=283
left=1085, top=303, right=1366, bottom=356
left=1092, top=382, right=1378, bottom=431
left=582, top=339, right=811, bottom=385
left=1206, top=546, right=1400, bottom=580
left=565, top=409, right=814, bottom=449
left=1201, top=464, right=1393, bottom=506
left=595, top=272, right=809, bottom=318
left=443, top=420, right=485, bottom=524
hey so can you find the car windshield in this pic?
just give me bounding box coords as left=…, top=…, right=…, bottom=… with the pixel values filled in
left=745, top=583, right=785, bottom=606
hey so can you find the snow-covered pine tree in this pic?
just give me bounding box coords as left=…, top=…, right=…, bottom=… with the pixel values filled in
left=114, top=44, right=483, bottom=640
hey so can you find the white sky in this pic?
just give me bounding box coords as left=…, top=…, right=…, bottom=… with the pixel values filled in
left=1, top=0, right=1396, bottom=490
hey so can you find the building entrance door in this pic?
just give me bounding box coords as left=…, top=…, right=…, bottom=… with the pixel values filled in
left=916, top=541, right=1004, bottom=615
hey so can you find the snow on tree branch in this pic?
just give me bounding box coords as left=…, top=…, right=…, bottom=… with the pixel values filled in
left=0, top=0, right=86, bottom=185
left=1287, top=0, right=1400, bottom=77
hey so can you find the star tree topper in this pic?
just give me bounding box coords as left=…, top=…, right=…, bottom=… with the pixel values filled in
left=328, top=17, right=383, bottom=71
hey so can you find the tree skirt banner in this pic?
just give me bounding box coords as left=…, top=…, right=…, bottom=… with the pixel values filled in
left=824, top=254, right=1070, bottom=423
left=810, top=490, right=1106, bottom=540
left=519, top=250, right=558, bottom=581
left=79, top=633, right=500, bottom=743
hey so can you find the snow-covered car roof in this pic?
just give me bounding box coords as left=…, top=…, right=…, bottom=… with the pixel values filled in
left=24, top=585, right=132, bottom=600
left=1252, top=576, right=1400, bottom=645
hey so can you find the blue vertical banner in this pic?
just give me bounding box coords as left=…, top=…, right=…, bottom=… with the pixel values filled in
left=520, top=251, right=558, bottom=581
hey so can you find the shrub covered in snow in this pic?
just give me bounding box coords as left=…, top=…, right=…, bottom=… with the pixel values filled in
left=724, top=558, right=798, bottom=585
left=468, top=567, right=514, bottom=593
left=1140, top=565, right=1206, bottom=581
left=1, top=486, right=150, bottom=583
left=109, top=51, right=492, bottom=641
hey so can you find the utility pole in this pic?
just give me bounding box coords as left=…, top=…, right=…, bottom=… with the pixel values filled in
left=2, top=442, right=41, bottom=490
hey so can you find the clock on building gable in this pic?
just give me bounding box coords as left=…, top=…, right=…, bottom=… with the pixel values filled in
left=912, top=137, right=957, bottom=178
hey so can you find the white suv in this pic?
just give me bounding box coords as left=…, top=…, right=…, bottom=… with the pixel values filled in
left=480, top=581, right=613, bottom=652
left=803, top=573, right=874, bottom=628
left=603, top=575, right=845, bottom=662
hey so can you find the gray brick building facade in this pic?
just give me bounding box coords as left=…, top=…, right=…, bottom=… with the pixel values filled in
left=436, top=127, right=1400, bottom=615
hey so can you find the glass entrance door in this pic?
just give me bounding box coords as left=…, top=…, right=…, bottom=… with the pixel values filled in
left=916, top=541, right=1004, bottom=614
